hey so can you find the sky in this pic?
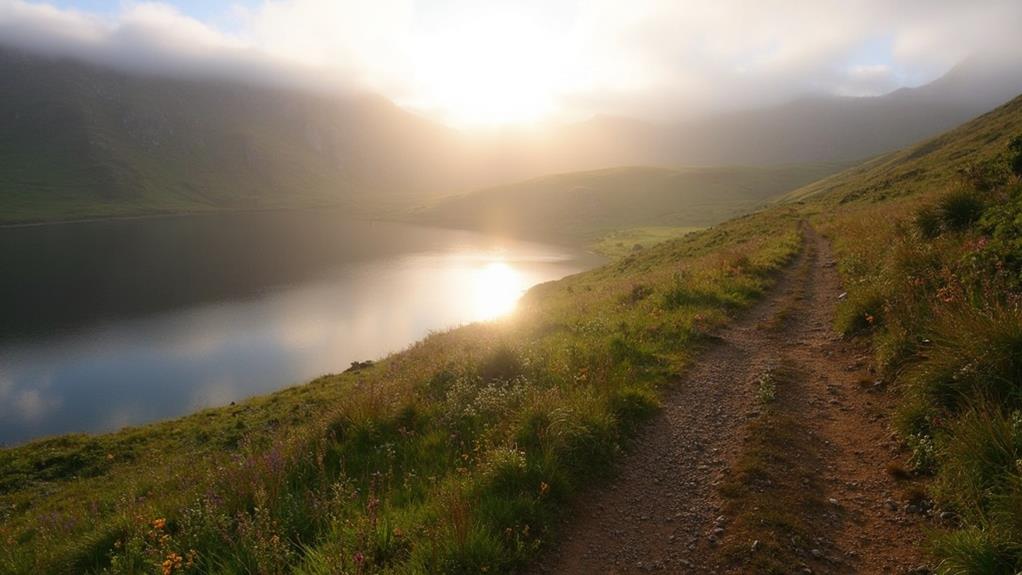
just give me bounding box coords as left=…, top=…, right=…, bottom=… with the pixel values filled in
left=2, top=0, right=1022, bottom=128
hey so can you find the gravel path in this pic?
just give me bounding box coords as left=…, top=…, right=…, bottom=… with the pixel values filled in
left=527, top=225, right=928, bottom=574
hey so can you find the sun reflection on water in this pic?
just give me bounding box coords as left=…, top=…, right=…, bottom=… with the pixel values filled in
left=472, top=261, right=527, bottom=320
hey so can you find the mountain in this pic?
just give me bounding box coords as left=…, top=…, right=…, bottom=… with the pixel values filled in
left=2, top=46, right=1020, bottom=224
left=6, top=52, right=1022, bottom=575
left=409, top=163, right=845, bottom=242
left=504, top=56, right=1022, bottom=171
left=0, top=48, right=477, bottom=223
left=783, top=91, right=1022, bottom=203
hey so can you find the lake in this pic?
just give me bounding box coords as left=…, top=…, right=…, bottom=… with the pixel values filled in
left=0, top=212, right=601, bottom=445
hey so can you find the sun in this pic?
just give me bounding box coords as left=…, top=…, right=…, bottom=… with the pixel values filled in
left=472, top=261, right=526, bottom=320
left=407, top=5, right=564, bottom=127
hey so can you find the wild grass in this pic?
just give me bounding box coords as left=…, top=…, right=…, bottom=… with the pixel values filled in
left=0, top=208, right=803, bottom=574
left=819, top=134, right=1022, bottom=572
left=591, top=226, right=702, bottom=259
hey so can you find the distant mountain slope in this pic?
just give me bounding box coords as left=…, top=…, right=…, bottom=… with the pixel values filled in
left=510, top=57, right=1022, bottom=171
left=2, top=46, right=1020, bottom=225
left=783, top=92, right=1022, bottom=203
left=0, top=48, right=473, bottom=224
left=409, top=163, right=845, bottom=241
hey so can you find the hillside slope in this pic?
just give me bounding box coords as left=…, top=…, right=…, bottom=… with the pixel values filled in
left=485, top=56, right=1022, bottom=174
left=0, top=48, right=473, bottom=223
left=410, top=163, right=844, bottom=241
left=3, top=46, right=1021, bottom=225
left=0, top=202, right=806, bottom=574
left=783, top=93, right=1022, bottom=203
left=3, top=82, right=1022, bottom=575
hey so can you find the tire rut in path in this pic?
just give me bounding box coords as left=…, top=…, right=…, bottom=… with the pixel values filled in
left=528, top=228, right=812, bottom=574
left=715, top=227, right=929, bottom=574
left=527, top=225, right=928, bottom=574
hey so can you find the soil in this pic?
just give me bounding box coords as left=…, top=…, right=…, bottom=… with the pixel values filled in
left=525, top=225, right=930, bottom=574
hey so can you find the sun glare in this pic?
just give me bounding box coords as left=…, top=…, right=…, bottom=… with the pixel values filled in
left=408, top=5, right=563, bottom=127
left=472, top=261, right=526, bottom=320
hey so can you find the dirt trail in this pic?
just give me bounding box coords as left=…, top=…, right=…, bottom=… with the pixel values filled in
left=527, top=225, right=928, bottom=574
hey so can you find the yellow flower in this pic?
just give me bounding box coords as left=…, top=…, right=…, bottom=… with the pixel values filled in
left=161, top=552, right=183, bottom=575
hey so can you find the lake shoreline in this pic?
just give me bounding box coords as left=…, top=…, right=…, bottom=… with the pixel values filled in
left=1, top=216, right=601, bottom=445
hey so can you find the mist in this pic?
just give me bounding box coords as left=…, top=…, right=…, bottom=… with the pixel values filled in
left=3, top=0, right=1022, bottom=126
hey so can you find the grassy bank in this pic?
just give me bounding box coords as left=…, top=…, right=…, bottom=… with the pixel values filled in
left=806, top=117, right=1022, bottom=571
left=410, top=164, right=844, bottom=244
left=0, top=208, right=802, bottom=573
left=590, top=226, right=702, bottom=259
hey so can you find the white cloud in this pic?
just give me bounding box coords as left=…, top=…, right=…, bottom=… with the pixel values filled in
left=1, top=0, right=1021, bottom=124
left=836, top=64, right=898, bottom=97
left=0, top=374, right=61, bottom=422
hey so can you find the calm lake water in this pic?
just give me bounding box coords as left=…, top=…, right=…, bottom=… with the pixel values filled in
left=0, top=212, right=600, bottom=445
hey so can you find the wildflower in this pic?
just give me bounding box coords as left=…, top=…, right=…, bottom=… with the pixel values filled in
left=152, top=518, right=167, bottom=530
left=353, top=551, right=366, bottom=565
left=539, top=481, right=550, bottom=496
left=162, top=552, right=183, bottom=575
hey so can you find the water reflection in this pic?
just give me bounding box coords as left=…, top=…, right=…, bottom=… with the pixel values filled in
left=0, top=220, right=599, bottom=445
left=473, top=261, right=526, bottom=319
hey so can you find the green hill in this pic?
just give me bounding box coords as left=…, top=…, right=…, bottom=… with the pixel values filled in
left=7, top=46, right=1021, bottom=227
left=410, top=163, right=845, bottom=242
left=783, top=93, right=1022, bottom=204
left=789, top=94, right=1022, bottom=573
left=3, top=60, right=1022, bottom=573
left=0, top=49, right=471, bottom=224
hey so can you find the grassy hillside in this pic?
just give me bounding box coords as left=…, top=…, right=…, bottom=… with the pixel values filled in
left=410, top=163, right=844, bottom=243
left=0, top=49, right=474, bottom=224
left=784, top=93, right=1022, bottom=204
left=0, top=207, right=803, bottom=573
left=3, top=63, right=1022, bottom=573
left=7, top=48, right=1019, bottom=226
left=792, top=94, right=1022, bottom=572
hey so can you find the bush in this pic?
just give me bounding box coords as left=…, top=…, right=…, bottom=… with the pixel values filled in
left=959, top=158, right=1012, bottom=192
left=934, top=408, right=1021, bottom=519
left=1010, top=135, right=1022, bottom=178
left=835, top=283, right=885, bottom=335
left=938, top=189, right=985, bottom=231
left=931, top=527, right=1016, bottom=575
left=914, top=205, right=943, bottom=239
left=909, top=303, right=1022, bottom=412
left=930, top=407, right=1022, bottom=572
left=478, top=344, right=524, bottom=382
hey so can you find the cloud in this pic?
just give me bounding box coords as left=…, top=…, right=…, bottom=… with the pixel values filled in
left=1, top=0, right=1021, bottom=124
left=0, top=373, right=61, bottom=422
left=836, top=64, right=898, bottom=97
left=0, top=0, right=355, bottom=94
